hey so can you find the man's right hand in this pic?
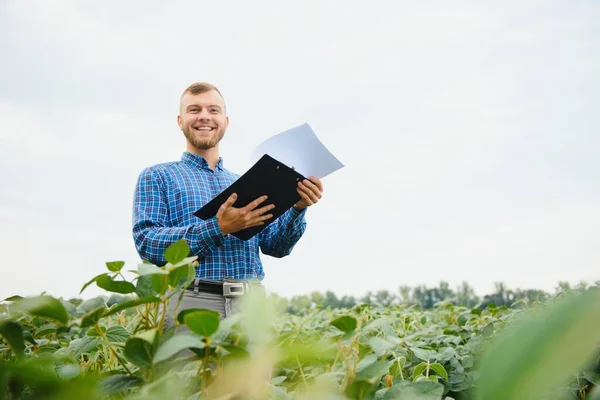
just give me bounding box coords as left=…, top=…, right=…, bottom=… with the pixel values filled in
left=216, top=193, right=275, bottom=236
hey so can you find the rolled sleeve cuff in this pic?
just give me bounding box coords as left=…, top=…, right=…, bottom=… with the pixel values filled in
left=286, top=206, right=307, bottom=229
left=195, top=216, right=226, bottom=248
left=290, top=206, right=307, bottom=219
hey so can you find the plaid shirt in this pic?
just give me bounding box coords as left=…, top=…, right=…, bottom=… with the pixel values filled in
left=132, top=152, right=307, bottom=280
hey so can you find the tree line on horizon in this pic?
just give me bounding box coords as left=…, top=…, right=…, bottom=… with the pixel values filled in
left=272, top=280, right=597, bottom=315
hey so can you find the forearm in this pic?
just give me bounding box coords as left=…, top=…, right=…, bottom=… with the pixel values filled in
left=133, top=216, right=224, bottom=266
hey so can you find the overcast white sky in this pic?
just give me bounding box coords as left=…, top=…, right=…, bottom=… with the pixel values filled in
left=1, top=1, right=598, bottom=301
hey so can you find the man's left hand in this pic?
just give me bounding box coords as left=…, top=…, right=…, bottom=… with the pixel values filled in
left=293, top=176, right=323, bottom=210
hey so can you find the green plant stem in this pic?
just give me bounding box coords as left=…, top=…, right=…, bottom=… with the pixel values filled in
left=95, top=322, right=133, bottom=376
left=200, top=338, right=212, bottom=393
left=397, top=358, right=404, bottom=380
left=296, top=355, right=308, bottom=388
left=331, top=344, right=341, bottom=371
left=156, top=276, right=169, bottom=332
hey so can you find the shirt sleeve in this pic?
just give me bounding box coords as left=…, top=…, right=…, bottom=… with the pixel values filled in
left=132, top=167, right=225, bottom=266
left=258, top=206, right=307, bottom=258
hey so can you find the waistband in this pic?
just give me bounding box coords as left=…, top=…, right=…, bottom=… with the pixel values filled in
left=186, top=277, right=264, bottom=297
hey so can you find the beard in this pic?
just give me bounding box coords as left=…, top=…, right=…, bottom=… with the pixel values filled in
left=182, top=125, right=225, bottom=150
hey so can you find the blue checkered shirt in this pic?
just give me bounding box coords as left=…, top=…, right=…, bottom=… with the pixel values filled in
left=132, top=152, right=307, bottom=280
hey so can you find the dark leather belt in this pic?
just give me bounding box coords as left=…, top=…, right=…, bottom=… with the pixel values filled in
left=186, top=278, right=262, bottom=297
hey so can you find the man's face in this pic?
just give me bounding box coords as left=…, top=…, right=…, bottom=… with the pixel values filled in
left=177, top=90, right=229, bottom=151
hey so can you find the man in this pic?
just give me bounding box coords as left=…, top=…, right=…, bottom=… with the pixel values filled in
left=132, top=82, right=323, bottom=321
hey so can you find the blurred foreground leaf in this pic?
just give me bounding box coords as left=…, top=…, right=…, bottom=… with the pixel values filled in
left=164, top=239, right=190, bottom=265
left=10, top=295, right=69, bottom=325
left=0, top=318, right=25, bottom=358
left=475, top=288, right=600, bottom=400
left=154, top=333, right=204, bottom=363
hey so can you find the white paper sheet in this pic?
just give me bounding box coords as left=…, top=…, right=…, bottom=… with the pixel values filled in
left=250, top=123, right=344, bottom=179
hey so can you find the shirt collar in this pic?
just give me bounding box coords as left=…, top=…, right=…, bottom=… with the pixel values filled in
left=181, top=152, right=224, bottom=171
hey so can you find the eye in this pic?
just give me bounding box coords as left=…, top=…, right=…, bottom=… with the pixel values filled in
left=210, top=108, right=219, bottom=113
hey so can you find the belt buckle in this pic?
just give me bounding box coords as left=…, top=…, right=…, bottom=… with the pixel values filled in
left=223, top=281, right=245, bottom=297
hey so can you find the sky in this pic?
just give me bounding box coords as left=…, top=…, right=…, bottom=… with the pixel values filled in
left=0, top=0, right=598, bottom=301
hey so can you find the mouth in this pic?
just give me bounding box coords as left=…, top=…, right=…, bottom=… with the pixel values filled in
left=193, top=126, right=215, bottom=133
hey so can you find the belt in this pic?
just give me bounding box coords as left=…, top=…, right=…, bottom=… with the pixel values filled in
left=186, top=278, right=262, bottom=297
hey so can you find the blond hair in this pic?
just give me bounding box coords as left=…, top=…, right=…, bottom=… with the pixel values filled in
left=181, top=82, right=224, bottom=99
left=179, top=82, right=225, bottom=114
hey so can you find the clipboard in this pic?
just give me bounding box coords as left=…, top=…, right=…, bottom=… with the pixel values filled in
left=193, top=154, right=307, bottom=241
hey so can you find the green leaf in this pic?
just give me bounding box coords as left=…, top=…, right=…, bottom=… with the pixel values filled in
left=103, top=296, right=161, bottom=317
left=176, top=308, right=211, bottom=325
left=138, top=263, right=168, bottom=276
left=106, top=261, right=125, bottom=272
left=411, top=347, right=432, bottom=362
left=475, top=288, right=600, bottom=400
left=3, top=295, right=23, bottom=301
left=164, top=239, right=190, bottom=265
left=80, top=306, right=107, bottom=328
left=0, top=319, right=25, bottom=358
left=589, top=387, right=600, bottom=400
left=356, top=360, right=393, bottom=383
left=221, top=344, right=250, bottom=359
left=330, top=315, right=357, bottom=333
left=99, top=375, right=144, bottom=395
left=184, top=310, right=220, bottom=337
left=135, top=328, right=159, bottom=345
left=154, top=333, right=205, bottom=363
left=57, top=364, right=80, bottom=379
left=78, top=296, right=106, bottom=313
left=11, top=295, right=69, bottom=325
left=96, top=275, right=136, bottom=294
left=270, top=376, right=287, bottom=386
left=80, top=273, right=108, bottom=294
left=70, top=336, right=102, bottom=356
left=170, top=255, right=198, bottom=269
left=390, top=356, right=407, bottom=377
left=168, top=264, right=195, bottom=288
left=585, top=371, right=600, bottom=385
left=429, top=363, right=448, bottom=381
left=383, top=381, right=445, bottom=400
left=368, top=337, right=395, bottom=356
left=86, top=326, right=103, bottom=336
left=135, top=275, right=155, bottom=297
left=34, top=324, right=58, bottom=338
left=481, top=322, right=494, bottom=337
left=457, top=313, right=469, bottom=326
left=277, top=340, right=337, bottom=365
left=437, top=347, right=457, bottom=363
left=344, top=379, right=377, bottom=400
left=124, top=337, right=153, bottom=368
left=106, top=326, right=130, bottom=343
left=362, top=317, right=393, bottom=333
left=412, top=362, right=428, bottom=379
left=151, top=274, right=168, bottom=295
left=61, top=300, right=78, bottom=317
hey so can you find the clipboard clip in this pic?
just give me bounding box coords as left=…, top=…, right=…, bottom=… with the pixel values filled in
left=275, top=164, right=295, bottom=171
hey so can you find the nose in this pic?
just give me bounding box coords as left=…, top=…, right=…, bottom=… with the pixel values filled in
left=196, top=108, right=212, bottom=121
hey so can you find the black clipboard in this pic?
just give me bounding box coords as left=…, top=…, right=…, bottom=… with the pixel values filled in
left=193, top=154, right=307, bottom=241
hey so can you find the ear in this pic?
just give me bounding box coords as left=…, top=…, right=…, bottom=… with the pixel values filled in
left=224, top=115, right=229, bottom=129
left=177, top=114, right=183, bottom=129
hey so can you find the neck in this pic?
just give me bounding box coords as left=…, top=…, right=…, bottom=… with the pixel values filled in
left=187, top=144, right=220, bottom=170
